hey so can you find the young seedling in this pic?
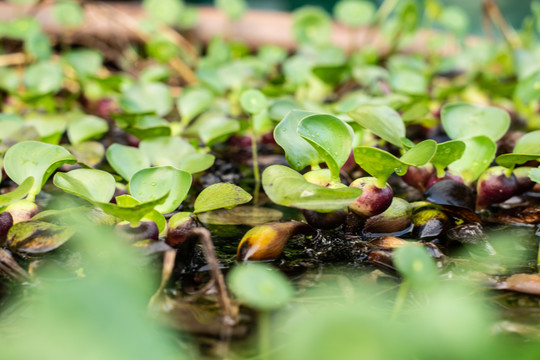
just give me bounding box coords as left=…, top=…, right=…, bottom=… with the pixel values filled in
left=240, top=89, right=268, bottom=205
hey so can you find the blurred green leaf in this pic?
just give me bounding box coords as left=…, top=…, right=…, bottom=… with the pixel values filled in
left=193, top=182, right=252, bottom=214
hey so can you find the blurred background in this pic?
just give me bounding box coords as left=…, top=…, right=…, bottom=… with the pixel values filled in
left=185, top=0, right=532, bottom=33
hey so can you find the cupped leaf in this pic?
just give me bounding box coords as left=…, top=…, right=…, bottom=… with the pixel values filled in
left=496, top=154, right=540, bottom=169
left=274, top=110, right=320, bottom=170
left=292, top=6, right=332, bottom=46
left=228, top=263, right=293, bottom=311
left=193, top=183, right=252, bottom=214
left=298, top=114, right=354, bottom=181
left=399, top=140, right=437, bottom=168
left=4, top=141, right=77, bottom=199
left=262, top=165, right=363, bottom=211
left=353, top=147, right=403, bottom=187
left=114, top=195, right=166, bottom=233
left=119, top=82, right=172, bottom=117
left=188, top=113, right=240, bottom=146
left=129, top=166, right=192, bottom=214
left=53, top=169, right=116, bottom=203
left=7, top=221, right=75, bottom=254
left=447, top=136, right=496, bottom=184
left=97, top=193, right=168, bottom=226
left=112, top=113, right=171, bottom=140
left=67, top=115, right=108, bottom=145
left=174, top=153, right=215, bottom=174
left=334, top=0, right=374, bottom=28
left=177, top=87, right=214, bottom=126
left=349, top=105, right=406, bottom=148
left=105, top=144, right=150, bottom=181
left=430, top=140, right=466, bottom=177
left=25, top=113, right=68, bottom=144
left=514, top=130, right=540, bottom=155
left=240, top=89, right=268, bottom=115
left=0, top=177, right=34, bottom=212
left=441, top=103, right=510, bottom=141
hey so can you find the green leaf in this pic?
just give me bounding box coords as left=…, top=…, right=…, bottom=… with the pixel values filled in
left=67, top=115, right=108, bottom=145
left=390, top=69, right=428, bottom=95
left=529, top=167, right=540, bottom=184
left=215, top=0, right=247, bottom=21
left=24, top=61, right=63, bottom=95
left=25, top=113, right=68, bottom=144
left=139, top=136, right=214, bottom=173
left=399, top=140, right=437, bottom=168
left=292, top=6, right=332, bottom=46
left=52, top=1, right=84, bottom=27
left=97, top=193, right=168, bottom=225
left=189, top=113, right=240, bottom=146
left=63, top=49, right=103, bottom=78
left=515, top=70, right=540, bottom=105
left=0, top=67, right=20, bottom=93
left=4, top=141, right=77, bottom=199
left=0, top=177, right=34, bottom=212
left=53, top=169, right=116, bottom=203
left=312, top=64, right=350, bottom=85
left=298, top=114, right=354, bottom=181
left=115, top=114, right=171, bottom=140
left=7, top=221, right=75, bottom=254
left=448, top=136, right=496, bottom=184
left=120, top=82, right=172, bottom=117
left=349, top=105, right=406, bottom=148
left=193, top=183, right=252, bottom=214
left=514, top=130, right=540, bottom=155
left=430, top=140, right=466, bottom=177
left=177, top=87, right=214, bottom=126
left=24, top=30, right=52, bottom=61
left=106, top=144, right=150, bottom=181
left=353, top=147, right=403, bottom=187
left=496, top=154, right=540, bottom=169
left=441, top=103, right=510, bottom=141
left=129, top=166, right=192, bottom=214
left=240, top=89, right=268, bottom=114
left=334, top=0, right=374, bottom=28
left=274, top=110, right=321, bottom=170
left=393, top=244, right=438, bottom=290
left=262, top=165, right=363, bottom=211
left=228, top=263, right=294, bottom=310
left=143, top=0, right=184, bottom=25
left=268, top=98, right=299, bottom=121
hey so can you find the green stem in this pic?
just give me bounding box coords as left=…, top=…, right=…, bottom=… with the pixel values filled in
left=259, top=310, right=271, bottom=360
left=251, top=117, right=260, bottom=206
left=392, top=280, right=410, bottom=320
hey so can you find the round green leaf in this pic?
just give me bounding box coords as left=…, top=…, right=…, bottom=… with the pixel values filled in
left=130, top=166, right=192, bottom=214
left=514, top=130, right=540, bottom=155
left=430, top=140, right=466, bottom=177
left=177, top=87, right=214, bottom=126
left=106, top=144, right=150, bottom=181
left=63, top=49, right=103, bottom=78
left=400, top=140, right=437, bottom=167
left=193, top=183, right=252, bottom=214
left=349, top=105, right=406, bottom=148
left=448, top=136, right=496, bottom=184
left=274, top=110, right=321, bottom=171
left=240, top=89, right=268, bottom=115
left=4, top=141, right=77, bottom=198
left=67, top=115, right=108, bottom=145
left=262, top=165, right=363, bottom=211
left=143, top=0, right=184, bottom=25
left=120, top=82, right=173, bottom=117
left=24, top=61, right=63, bottom=95
left=53, top=169, right=116, bottom=203
left=0, top=177, right=34, bottom=212
left=334, top=0, right=374, bottom=28
left=97, top=194, right=168, bottom=225
left=52, top=1, right=84, bottom=27
left=228, top=263, right=294, bottom=310
left=441, top=103, right=510, bottom=141
left=292, top=6, right=332, bottom=46
left=215, top=0, right=247, bottom=21
left=298, top=114, right=354, bottom=181
left=353, top=146, right=403, bottom=188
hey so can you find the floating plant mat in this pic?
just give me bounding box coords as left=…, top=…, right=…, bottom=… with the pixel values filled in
left=1, top=0, right=540, bottom=359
